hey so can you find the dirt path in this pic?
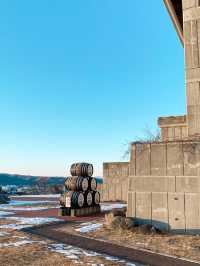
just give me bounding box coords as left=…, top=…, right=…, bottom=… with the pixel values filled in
left=22, top=222, right=200, bottom=266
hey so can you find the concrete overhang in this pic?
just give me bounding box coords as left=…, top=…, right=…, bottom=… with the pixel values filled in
left=163, top=0, right=184, bottom=45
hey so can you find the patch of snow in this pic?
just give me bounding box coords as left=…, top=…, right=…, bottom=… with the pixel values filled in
left=12, top=194, right=60, bottom=198
left=0, top=199, right=58, bottom=211
left=100, top=203, right=126, bottom=212
left=0, top=224, right=32, bottom=230
left=8, top=216, right=61, bottom=225
left=0, top=240, right=46, bottom=248
left=48, top=243, right=142, bottom=266
left=91, top=264, right=104, bottom=266
left=48, top=244, right=80, bottom=262
left=0, top=216, right=61, bottom=230
left=126, top=263, right=140, bottom=266
left=0, top=231, right=10, bottom=237
left=0, top=211, right=15, bottom=218
left=12, top=235, right=29, bottom=240
left=0, top=205, right=58, bottom=211
left=76, top=223, right=103, bottom=233
left=9, top=200, right=54, bottom=206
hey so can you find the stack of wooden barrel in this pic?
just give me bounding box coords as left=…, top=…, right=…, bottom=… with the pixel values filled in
left=59, top=163, right=101, bottom=216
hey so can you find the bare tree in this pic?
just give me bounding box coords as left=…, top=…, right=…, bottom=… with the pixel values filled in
left=122, top=126, right=161, bottom=159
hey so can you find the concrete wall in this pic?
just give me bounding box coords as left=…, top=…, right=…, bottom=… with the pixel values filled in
left=103, top=162, right=129, bottom=202
left=128, top=175, right=200, bottom=193
left=130, top=140, right=200, bottom=177
left=183, top=0, right=200, bottom=137
left=127, top=191, right=200, bottom=233
left=128, top=139, right=200, bottom=232
left=127, top=175, right=200, bottom=232
left=158, top=115, right=188, bottom=141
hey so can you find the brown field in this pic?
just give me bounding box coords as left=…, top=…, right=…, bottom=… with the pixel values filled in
left=79, top=226, right=200, bottom=262
left=3, top=197, right=200, bottom=265
left=0, top=197, right=138, bottom=266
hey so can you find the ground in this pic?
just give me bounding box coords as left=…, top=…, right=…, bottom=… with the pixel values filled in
left=1, top=195, right=200, bottom=266
left=82, top=226, right=200, bottom=262
left=0, top=195, right=138, bottom=266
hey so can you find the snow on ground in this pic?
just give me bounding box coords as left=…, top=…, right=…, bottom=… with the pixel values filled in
left=12, top=194, right=60, bottom=198
left=0, top=231, right=10, bottom=237
left=7, top=200, right=54, bottom=206
left=0, top=200, right=59, bottom=211
left=48, top=243, right=140, bottom=266
left=0, top=199, right=141, bottom=266
left=0, top=217, right=61, bottom=230
left=0, top=239, right=46, bottom=248
left=100, top=203, right=126, bottom=212
left=0, top=211, right=15, bottom=218
left=0, top=200, right=125, bottom=212
left=0, top=205, right=58, bottom=211
left=75, top=222, right=103, bottom=233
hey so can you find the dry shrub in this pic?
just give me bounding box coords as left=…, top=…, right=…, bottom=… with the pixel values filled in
left=105, top=213, right=135, bottom=230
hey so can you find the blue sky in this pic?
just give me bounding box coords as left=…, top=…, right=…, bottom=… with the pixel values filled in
left=0, top=1, right=184, bottom=176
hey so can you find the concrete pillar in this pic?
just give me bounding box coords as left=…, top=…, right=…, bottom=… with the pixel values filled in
left=183, top=0, right=200, bottom=136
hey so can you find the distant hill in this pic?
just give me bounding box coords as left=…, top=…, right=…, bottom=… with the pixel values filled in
left=0, top=173, right=65, bottom=186
left=0, top=173, right=103, bottom=186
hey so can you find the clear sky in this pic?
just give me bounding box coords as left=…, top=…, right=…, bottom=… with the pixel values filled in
left=0, top=0, right=184, bottom=177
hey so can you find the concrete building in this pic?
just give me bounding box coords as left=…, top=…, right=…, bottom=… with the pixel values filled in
left=103, top=0, right=200, bottom=233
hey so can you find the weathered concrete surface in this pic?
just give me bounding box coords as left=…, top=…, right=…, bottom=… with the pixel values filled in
left=103, top=162, right=129, bottom=179
left=103, top=162, right=129, bottom=202
left=185, top=193, right=200, bottom=234
left=135, top=143, right=151, bottom=176
left=168, top=193, right=185, bottom=233
left=183, top=2, right=200, bottom=137
left=158, top=116, right=187, bottom=126
left=127, top=192, right=135, bottom=217
left=129, top=175, right=200, bottom=193
left=183, top=141, right=200, bottom=176
left=158, top=116, right=188, bottom=141
left=152, top=192, right=169, bottom=231
left=161, top=1, right=200, bottom=138
left=182, top=0, right=198, bottom=10
left=127, top=191, right=200, bottom=233
left=129, top=144, right=136, bottom=175
left=167, top=142, right=183, bottom=176
left=151, top=143, right=166, bottom=175
left=135, top=192, right=152, bottom=225
left=128, top=176, right=175, bottom=193
left=130, top=140, right=200, bottom=177
left=176, top=176, right=200, bottom=192
left=126, top=176, right=200, bottom=232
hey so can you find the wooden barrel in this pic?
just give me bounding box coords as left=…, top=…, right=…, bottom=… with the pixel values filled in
left=85, top=191, right=93, bottom=206
left=71, top=191, right=85, bottom=208
left=60, top=191, right=84, bottom=208
left=88, top=177, right=97, bottom=191
left=65, top=176, right=88, bottom=191
left=93, top=191, right=100, bottom=205
left=70, top=163, right=93, bottom=177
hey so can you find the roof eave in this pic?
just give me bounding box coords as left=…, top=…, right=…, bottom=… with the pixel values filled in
left=163, top=0, right=184, bottom=45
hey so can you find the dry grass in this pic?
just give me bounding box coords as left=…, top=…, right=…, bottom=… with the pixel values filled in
left=0, top=244, right=79, bottom=266
left=0, top=228, right=126, bottom=266
left=0, top=241, right=126, bottom=266
left=84, top=226, right=200, bottom=262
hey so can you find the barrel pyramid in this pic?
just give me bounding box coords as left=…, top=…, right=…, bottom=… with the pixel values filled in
left=60, top=163, right=100, bottom=215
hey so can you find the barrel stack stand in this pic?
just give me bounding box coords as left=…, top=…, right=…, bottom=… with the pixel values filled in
left=59, top=163, right=101, bottom=217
